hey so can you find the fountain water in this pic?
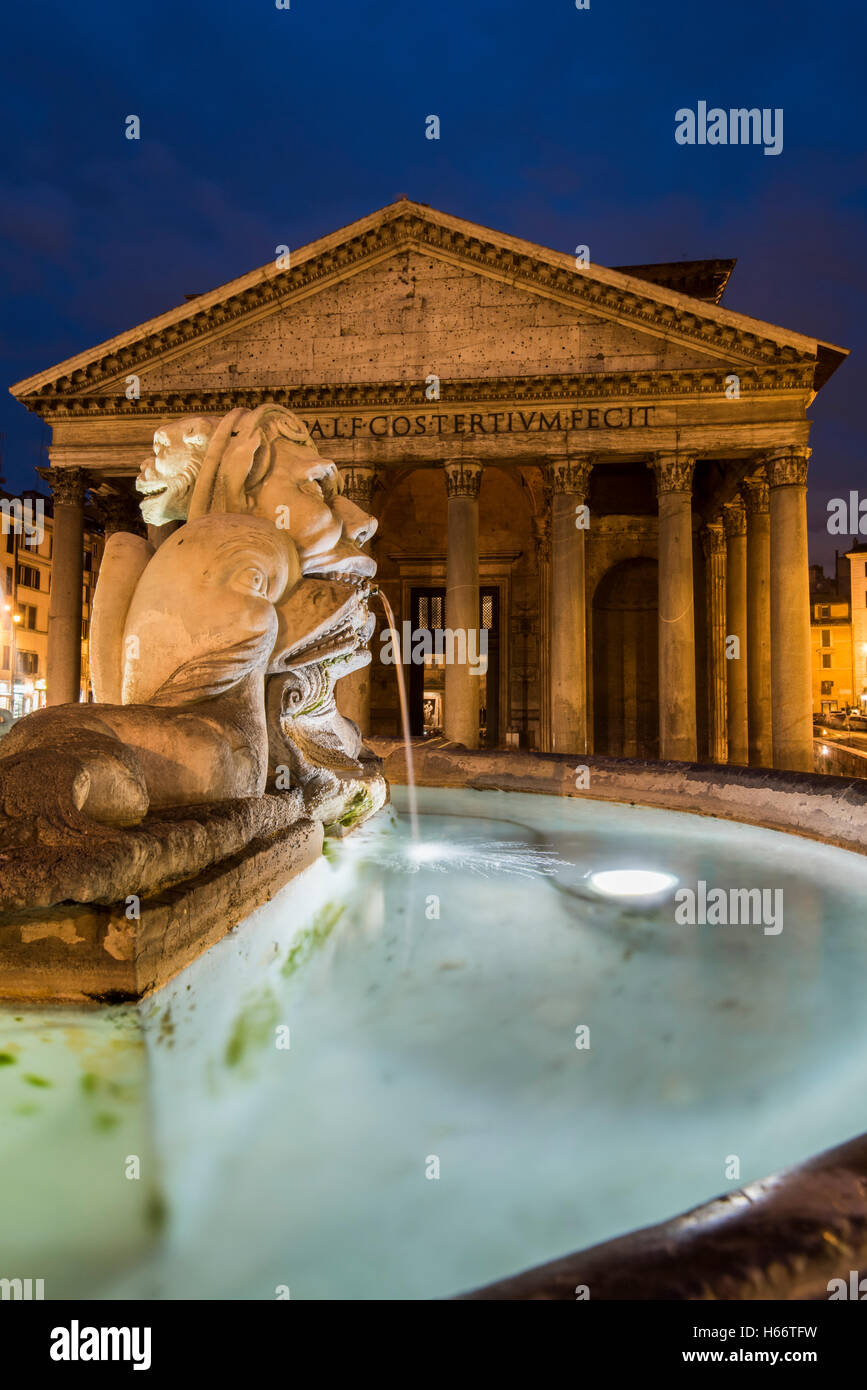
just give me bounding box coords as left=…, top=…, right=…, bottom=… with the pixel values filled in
left=374, top=590, right=419, bottom=839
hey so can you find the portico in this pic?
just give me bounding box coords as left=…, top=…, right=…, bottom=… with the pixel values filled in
left=10, top=199, right=846, bottom=771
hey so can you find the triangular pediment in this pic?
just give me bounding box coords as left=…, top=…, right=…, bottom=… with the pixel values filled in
left=11, top=199, right=844, bottom=409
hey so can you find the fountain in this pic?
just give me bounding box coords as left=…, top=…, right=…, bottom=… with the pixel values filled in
left=3, top=405, right=867, bottom=1300
left=0, top=406, right=386, bottom=1002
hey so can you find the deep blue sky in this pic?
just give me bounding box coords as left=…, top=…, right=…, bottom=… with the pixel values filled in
left=1, top=0, right=864, bottom=566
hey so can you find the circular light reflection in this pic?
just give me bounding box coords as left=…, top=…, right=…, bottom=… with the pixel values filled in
left=587, top=869, right=678, bottom=899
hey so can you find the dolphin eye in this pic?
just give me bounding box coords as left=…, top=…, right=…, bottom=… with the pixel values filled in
left=235, top=565, right=268, bottom=595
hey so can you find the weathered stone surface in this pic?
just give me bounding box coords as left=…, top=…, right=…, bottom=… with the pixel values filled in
left=459, top=1128, right=867, bottom=1300
left=370, top=738, right=867, bottom=855
left=0, top=790, right=307, bottom=912
left=136, top=250, right=721, bottom=394
left=0, top=811, right=323, bottom=1004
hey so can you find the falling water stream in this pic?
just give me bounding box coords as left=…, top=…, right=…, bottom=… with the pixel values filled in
left=375, top=590, right=419, bottom=838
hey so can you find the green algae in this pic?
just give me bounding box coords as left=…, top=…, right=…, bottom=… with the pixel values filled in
left=22, top=1074, right=51, bottom=1088
left=281, top=902, right=345, bottom=979
left=338, top=790, right=373, bottom=830
left=0, top=1051, right=17, bottom=1066
left=224, top=988, right=280, bottom=1069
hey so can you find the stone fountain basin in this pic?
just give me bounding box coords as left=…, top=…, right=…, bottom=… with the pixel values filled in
left=2, top=762, right=867, bottom=1300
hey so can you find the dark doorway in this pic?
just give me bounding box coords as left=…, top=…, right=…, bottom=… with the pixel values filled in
left=592, top=559, right=659, bottom=758
left=408, top=585, right=501, bottom=745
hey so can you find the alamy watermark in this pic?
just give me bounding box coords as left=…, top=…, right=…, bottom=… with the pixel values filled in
left=380, top=622, right=488, bottom=675
left=0, top=498, right=44, bottom=546
left=675, top=102, right=783, bottom=156
left=675, top=880, right=783, bottom=935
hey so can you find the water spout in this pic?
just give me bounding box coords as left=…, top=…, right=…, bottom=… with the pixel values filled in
left=374, top=590, right=419, bottom=839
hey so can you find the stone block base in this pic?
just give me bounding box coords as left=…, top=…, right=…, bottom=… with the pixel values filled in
left=0, top=817, right=323, bottom=1005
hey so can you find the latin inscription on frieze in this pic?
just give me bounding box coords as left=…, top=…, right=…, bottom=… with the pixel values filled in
left=302, top=405, right=653, bottom=441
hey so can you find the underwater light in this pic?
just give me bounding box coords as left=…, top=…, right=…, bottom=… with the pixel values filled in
left=587, top=869, right=678, bottom=900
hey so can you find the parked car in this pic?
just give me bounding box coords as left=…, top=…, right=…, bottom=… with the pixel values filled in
left=823, top=711, right=848, bottom=729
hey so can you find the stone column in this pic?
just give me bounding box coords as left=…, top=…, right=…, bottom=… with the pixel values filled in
left=337, top=465, right=377, bottom=737
left=47, top=468, right=87, bottom=706
left=768, top=446, right=813, bottom=771
left=701, top=522, right=727, bottom=764
left=547, top=456, right=593, bottom=754
left=444, top=460, right=482, bottom=748
left=533, top=503, right=552, bottom=752
left=742, top=472, right=773, bottom=767
left=649, top=453, right=697, bottom=762
left=722, top=500, right=749, bottom=765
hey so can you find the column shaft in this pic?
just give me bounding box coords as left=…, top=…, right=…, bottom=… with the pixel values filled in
left=444, top=461, right=482, bottom=748
left=651, top=454, right=697, bottom=761
left=47, top=469, right=86, bottom=706
left=702, top=522, right=727, bottom=763
left=769, top=448, right=813, bottom=771
left=533, top=508, right=552, bottom=752
left=743, top=475, right=773, bottom=766
left=723, top=501, right=749, bottom=765
left=336, top=466, right=377, bottom=737
left=548, top=457, right=592, bottom=754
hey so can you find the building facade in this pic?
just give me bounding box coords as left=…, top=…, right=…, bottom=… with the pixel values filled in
left=9, top=201, right=848, bottom=770
left=845, top=543, right=867, bottom=711
left=807, top=548, right=867, bottom=717
left=1, top=489, right=103, bottom=714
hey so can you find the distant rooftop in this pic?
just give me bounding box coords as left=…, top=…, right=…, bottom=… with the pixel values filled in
left=614, top=259, right=736, bottom=305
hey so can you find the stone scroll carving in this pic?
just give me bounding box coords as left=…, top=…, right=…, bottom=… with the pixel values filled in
left=0, top=406, right=386, bottom=908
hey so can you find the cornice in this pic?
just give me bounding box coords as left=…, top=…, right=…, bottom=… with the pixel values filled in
left=17, top=214, right=817, bottom=408
left=27, top=364, right=816, bottom=420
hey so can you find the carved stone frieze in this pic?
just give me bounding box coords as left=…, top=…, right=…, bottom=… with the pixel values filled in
left=31, top=363, right=817, bottom=419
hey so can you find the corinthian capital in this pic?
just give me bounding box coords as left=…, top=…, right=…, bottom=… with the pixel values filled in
left=340, top=465, right=377, bottom=511
left=547, top=455, right=594, bottom=498
left=722, top=499, right=746, bottom=538
left=444, top=459, right=483, bottom=500
left=766, top=446, right=811, bottom=489
left=50, top=467, right=87, bottom=507
left=741, top=474, right=769, bottom=515
left=649, top=452, right=695, bottom=495
left=701, top=521, right=726, bottom=558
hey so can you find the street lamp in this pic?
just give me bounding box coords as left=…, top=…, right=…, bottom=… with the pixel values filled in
left=2, top=602, right=23, bottom=714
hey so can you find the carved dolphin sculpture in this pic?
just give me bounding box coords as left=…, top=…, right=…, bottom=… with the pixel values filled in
left=0, top=515, right=299, bottom=837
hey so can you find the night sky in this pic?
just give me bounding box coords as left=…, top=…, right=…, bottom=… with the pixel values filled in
left=1, top=0, right=863, bottom=566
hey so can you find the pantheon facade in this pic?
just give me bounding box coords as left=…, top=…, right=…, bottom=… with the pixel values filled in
left=11, top=199, right=847, bottom=772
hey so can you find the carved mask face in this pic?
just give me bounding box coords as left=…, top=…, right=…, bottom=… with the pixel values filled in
left=136, top=417, right=219, bottom=526
left=245, top=434, right=377, bottom=582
